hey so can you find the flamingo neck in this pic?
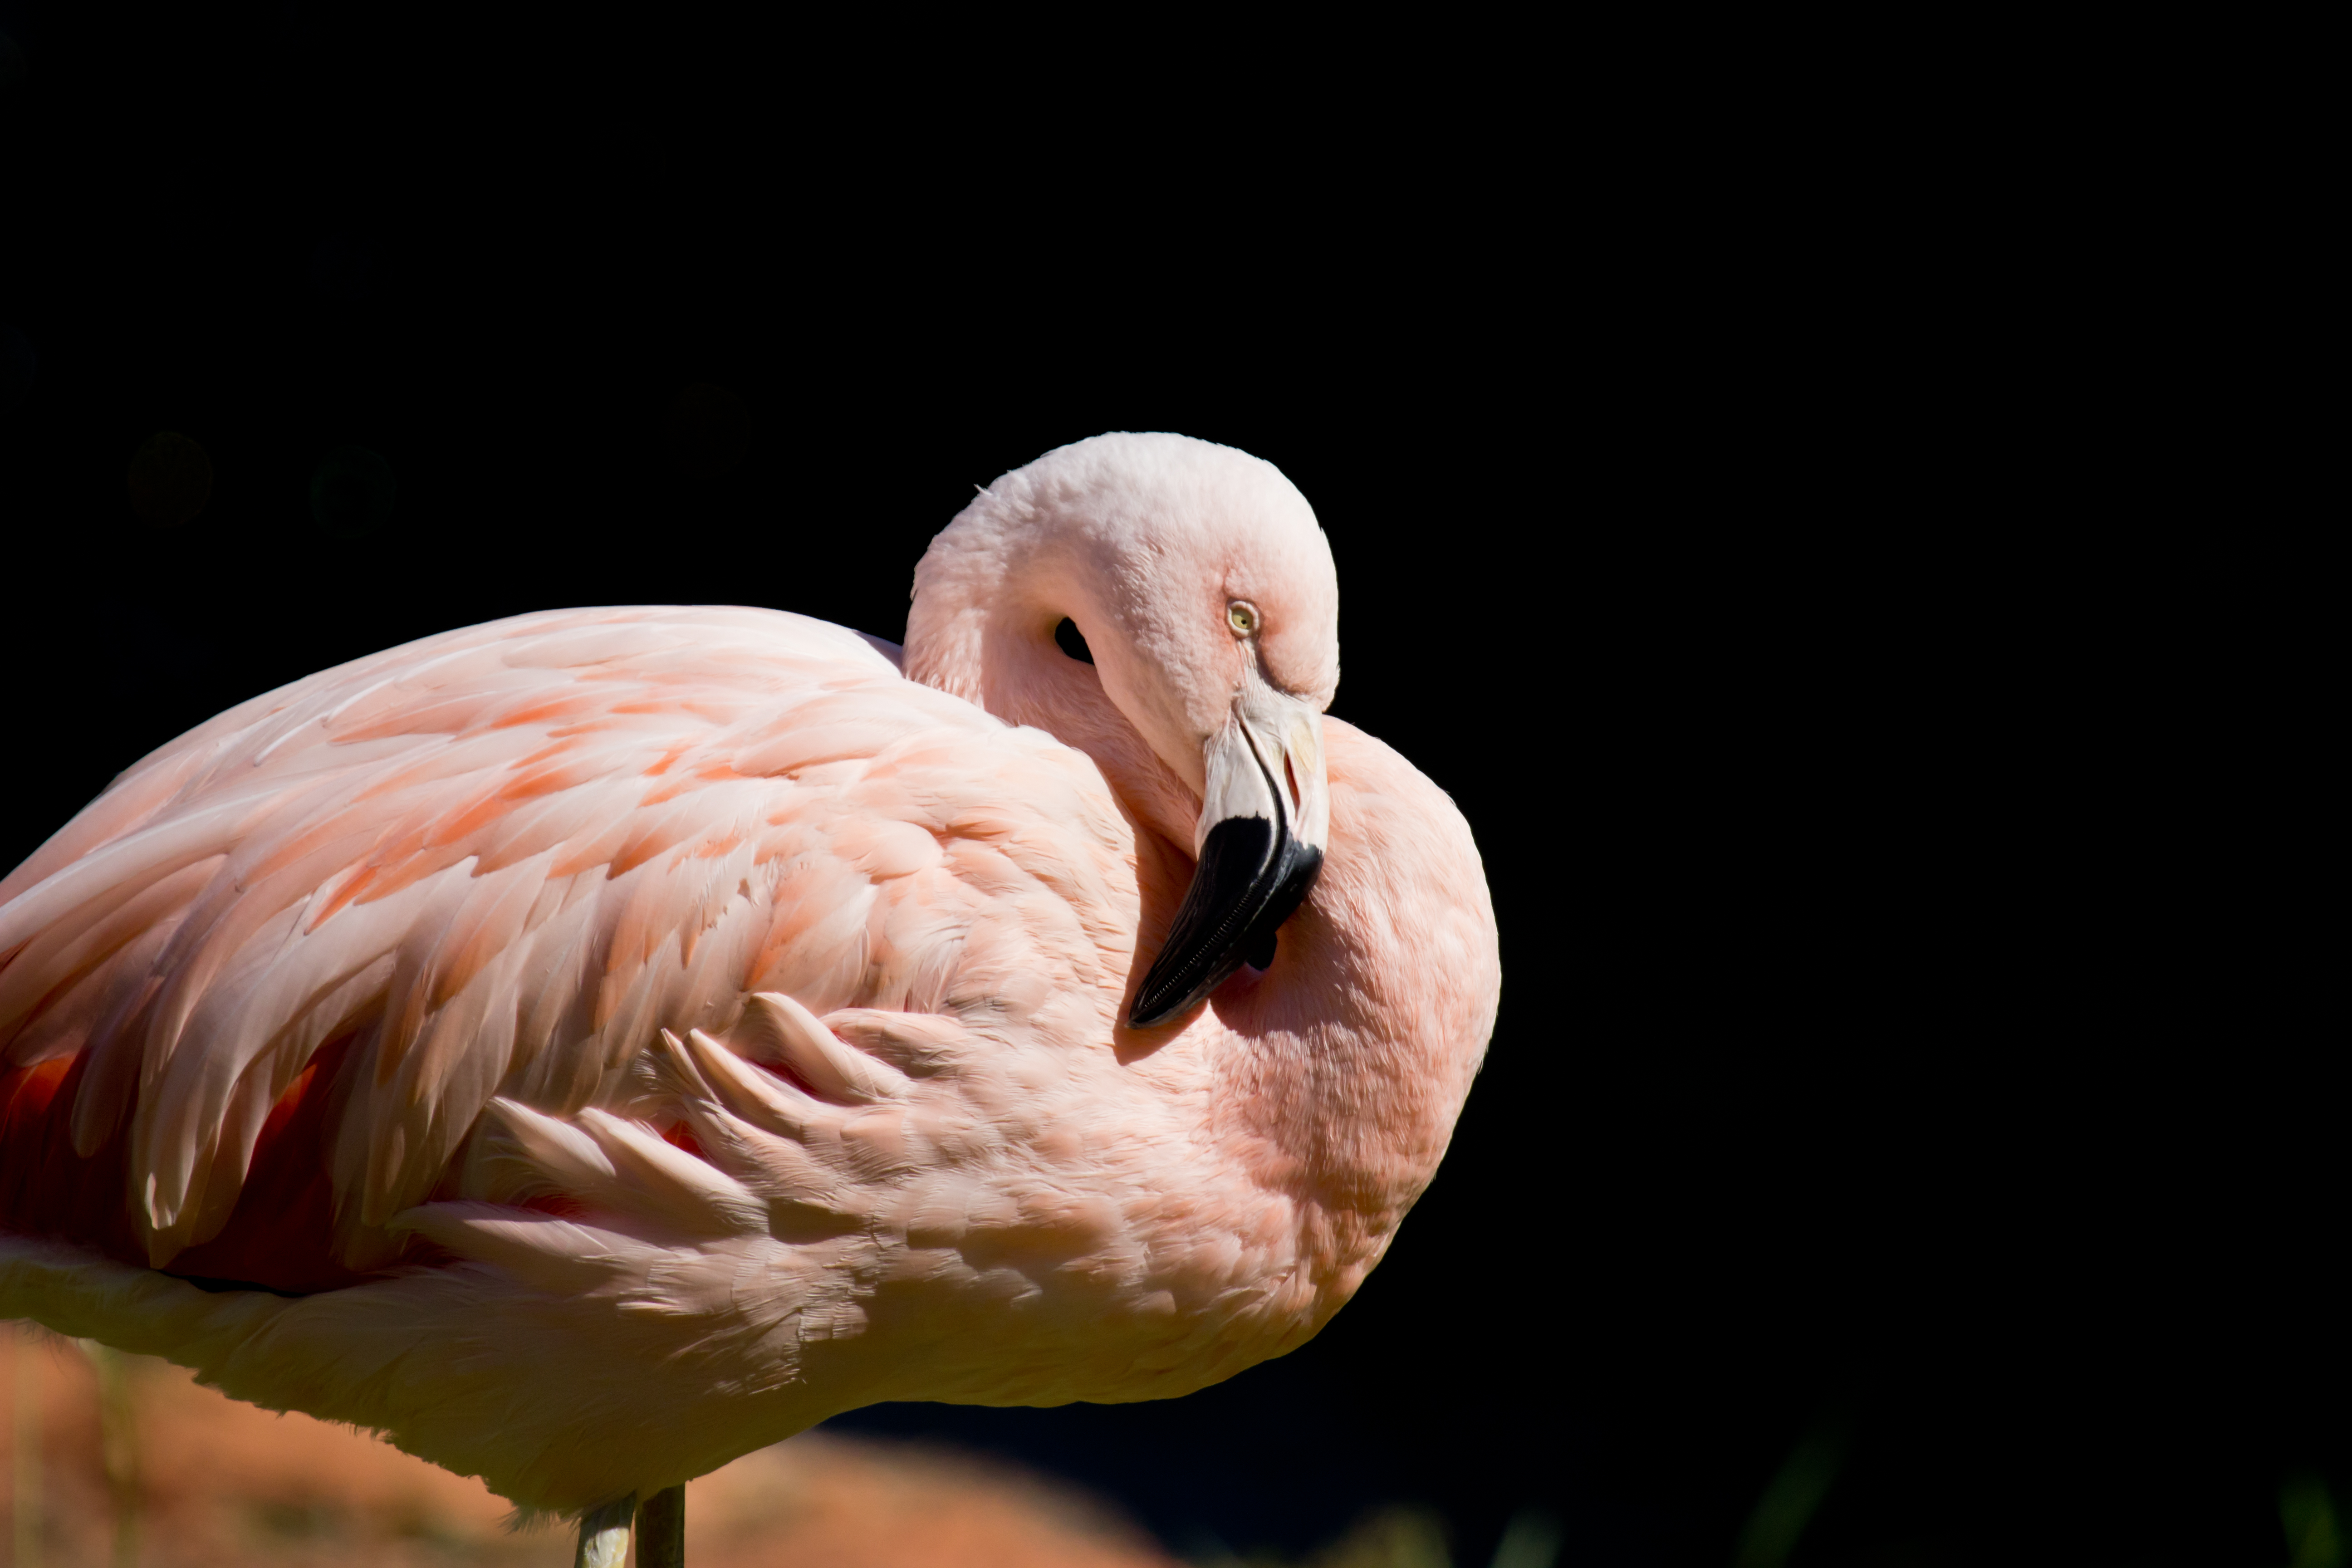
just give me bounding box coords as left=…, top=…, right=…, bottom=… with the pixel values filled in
left=1203, top=723, right=1499, bottom=1294
left=907, top=517, right=1496, bottom=1308
left=905, top=518, right=1201, bottom=855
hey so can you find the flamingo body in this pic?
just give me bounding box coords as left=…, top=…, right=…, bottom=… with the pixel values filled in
left=0, top=434, right=1499, bottom=1514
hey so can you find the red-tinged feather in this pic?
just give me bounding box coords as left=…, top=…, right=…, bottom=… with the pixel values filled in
left=661, top=1121, right=706, bottom=1161
left=162, top=1034, right=392, bottom=1292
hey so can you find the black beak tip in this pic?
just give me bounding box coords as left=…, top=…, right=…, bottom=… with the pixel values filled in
left=1125, top=820, right=1322, bottom=1031
left=1126, top=995, right=1181, bottom=1030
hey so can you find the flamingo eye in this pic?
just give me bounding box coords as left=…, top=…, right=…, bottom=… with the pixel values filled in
left=1054, top=618, right=1094, bottom=664
left=1226, top=602, right=1259, bottom=637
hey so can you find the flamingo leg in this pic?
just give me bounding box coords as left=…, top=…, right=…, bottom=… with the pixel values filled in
left=638, top=1484, right=686, bottom=1568
left=574, top=1493, right=635, bottom=1568
left=13, top=1332, right=42, bottom=1568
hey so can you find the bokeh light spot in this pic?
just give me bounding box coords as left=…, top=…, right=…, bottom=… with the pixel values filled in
left=311, top=446, right=396, bottom=540
left=126, top=431, right=215, bottom=527
left=667, top=382, right=752, bottom=479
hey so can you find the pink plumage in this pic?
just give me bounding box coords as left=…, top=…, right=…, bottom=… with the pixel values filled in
left=0, top=433, right=1499, bottom=1519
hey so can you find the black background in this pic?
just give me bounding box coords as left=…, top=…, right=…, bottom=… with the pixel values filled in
left=0, top=7, right=2322, bottom=1567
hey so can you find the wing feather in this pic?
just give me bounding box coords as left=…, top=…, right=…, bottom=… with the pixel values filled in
left=2, top=606, right=1146, bottom=1288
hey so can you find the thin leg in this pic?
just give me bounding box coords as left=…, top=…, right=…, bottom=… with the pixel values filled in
left=13, top=1331, right=42, bottom=1568
left=80, top=1343, right=138, bottom=1568
left=637, top=1484, right=686, bottom=1568
left=574, top=1493, right=635, bottom=1568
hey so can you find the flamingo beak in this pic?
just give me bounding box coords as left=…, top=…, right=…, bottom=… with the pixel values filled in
left=1128, top=685, right=1328, bottom=1028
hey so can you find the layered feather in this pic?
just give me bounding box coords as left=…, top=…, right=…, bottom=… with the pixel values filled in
left=0, top=607, right=1133, bottom=1276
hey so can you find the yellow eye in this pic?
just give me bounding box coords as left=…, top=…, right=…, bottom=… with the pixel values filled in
left=1227, top=601, right=1259, bottom=636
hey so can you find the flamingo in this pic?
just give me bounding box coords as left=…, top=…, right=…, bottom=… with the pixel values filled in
left=0, top=432, right=1500, bottom=1566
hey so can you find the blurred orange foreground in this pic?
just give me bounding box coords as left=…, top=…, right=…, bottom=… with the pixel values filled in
left=2, top=1330, right=1178, bottom=1568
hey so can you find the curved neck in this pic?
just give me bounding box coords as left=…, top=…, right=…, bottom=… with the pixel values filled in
left=906, top=515, right=1498, bottom=1296
left=906, top=513, right=1201, bottom=855
left=1203, top=721, right=1499, bottom=1269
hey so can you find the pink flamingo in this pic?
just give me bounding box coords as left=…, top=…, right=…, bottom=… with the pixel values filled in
left=0, top=433, right=1499, bottom=1566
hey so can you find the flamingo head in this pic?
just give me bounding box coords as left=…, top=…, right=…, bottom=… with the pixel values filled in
left=906, top=431, right=1341, bottom=1027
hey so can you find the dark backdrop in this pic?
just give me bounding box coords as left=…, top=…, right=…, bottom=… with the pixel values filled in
left=0, top=8, right=2320, bottom=1567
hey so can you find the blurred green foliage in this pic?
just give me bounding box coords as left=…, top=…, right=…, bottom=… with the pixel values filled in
left=1735, top=1418, right=1849, bottom=1568
left=2282, top=1471, right=2344, bottom=1568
